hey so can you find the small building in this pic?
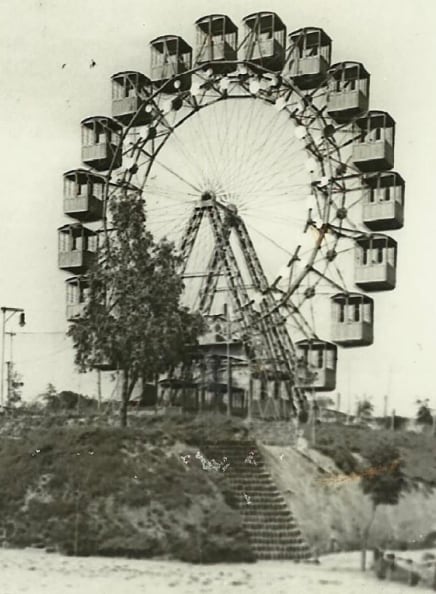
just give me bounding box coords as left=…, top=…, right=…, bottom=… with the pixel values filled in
left=150, top=35, right=192, bottom=92
left=63, top=169, right=105, bottom=222
left=288, top=27, right=331, bottom=89
left=58, top=223, right=97, bottom=274
left=111, top=71, right=153, bottom=126
left=195, top=14, right=238, bottom=72
left=241, top=12, right=286, bottom=72
left=295, top=339, right=337, bottom=391
left=81, top=116, right=123, bottom=171
left=354, top=233, right=397, bottom=291
left=65, top=276, right=89, bottom=320
left=362, top=171, right=405, bottom=230
left=327, top=62, right=370, bottom=123
left=352, top=111, right=395, bottom=172
left=318, top=407, right=349, bottom=424
left=331, top=292, right=374, bottom=347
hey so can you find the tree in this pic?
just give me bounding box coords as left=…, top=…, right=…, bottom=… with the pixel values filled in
left=359, top=440, right=407, bottom=571
left=356, top=397, right=374, bottom=420
left=68, top=192, right=206, bottom=427
left=43, top=390, right=98, bottom=412
left=38, top=383, right=58, bottom=407
left=416, top=398, right=433, bottom=427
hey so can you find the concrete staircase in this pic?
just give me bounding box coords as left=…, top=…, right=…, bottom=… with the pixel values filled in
left=203, top=441, right=312, bottom=561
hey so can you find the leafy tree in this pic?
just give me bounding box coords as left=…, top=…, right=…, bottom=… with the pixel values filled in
left=68, top=192, right=206, bottom=427
left=416, top=398, right=433, bottom=426
left=359, top=440, right=407, bottom=570
left=37, top=383, right=58, bottom=406
left=43, top=390, right=97, bottom=412
left=356, top=397, right=374, bottom=419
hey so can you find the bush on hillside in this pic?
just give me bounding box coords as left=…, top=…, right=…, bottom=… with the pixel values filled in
left=310, top=422, right=436, bottom=485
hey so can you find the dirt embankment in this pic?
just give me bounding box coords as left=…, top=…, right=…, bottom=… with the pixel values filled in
left=261, top=442, right=436, bottom=554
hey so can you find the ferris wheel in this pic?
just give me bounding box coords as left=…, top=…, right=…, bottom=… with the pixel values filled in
left=58, top=13, right=405, bottom=419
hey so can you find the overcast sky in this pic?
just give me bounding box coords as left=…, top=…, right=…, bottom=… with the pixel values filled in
left=0, top=0, right=435, bottom=414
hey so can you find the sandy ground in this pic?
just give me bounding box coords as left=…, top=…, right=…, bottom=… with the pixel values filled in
left=0, top=549, right=426, bottom=594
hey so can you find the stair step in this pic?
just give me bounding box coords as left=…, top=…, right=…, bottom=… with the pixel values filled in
left=238, top=502, right=288, bottom=511
left=241, top=494, right=284, bottom=502
left=248, top=536, right=306, bottom=545
left=236, top=494, right=284, bottom=504
left=244, top=517, right=301, bottom=534
left=250, top=537, right=307, bottom=550
left=241, top=509, right=294, bottom=516
left=232, top=488, right=282, bottom=495
left=226, top=483, right=278, bottom=491
left=226, top=477, right=275, bottom=485
left=245, top=529, right=302, bottom=538
left=237, top=495, right=287, bottom=504
left=226, top=469, right=270, bottom=476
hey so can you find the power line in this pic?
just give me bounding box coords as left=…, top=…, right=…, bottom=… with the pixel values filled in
left=13, top=331, right=67, bottom=335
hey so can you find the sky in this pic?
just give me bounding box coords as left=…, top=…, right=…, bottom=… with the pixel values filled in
left=0, top=0, right=435, bottom=415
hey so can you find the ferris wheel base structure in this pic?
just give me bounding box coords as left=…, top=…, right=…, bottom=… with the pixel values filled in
left=57, top=12, right=405, bottom=420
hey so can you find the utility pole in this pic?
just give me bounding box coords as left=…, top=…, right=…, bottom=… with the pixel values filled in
left=6, top=332, right=15, bottom=365
left=247, top=376, right=253, bottom=421
left=383, top=394, right=388, bottom=418
left=311, top=387, right=317, bottom=445
left=5, top=333, right=15, bottom=406
left=224, top=303, right=232, bottom=417
left=1, top=307, right=25, bottom=407
left=6, top=361, right=12, bottom=404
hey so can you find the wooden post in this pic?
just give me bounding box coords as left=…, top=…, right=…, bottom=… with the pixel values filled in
left=386, top=553, right=395, bottom=581
left=247, top=376, right=253, bottom=420
left=224, top=304, right=232, bottom=417
left=97, top=369, right=102, bottom=412
left=153, top=374, right=158, bottom=414
left=311, top=388, right=316, bottom=446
